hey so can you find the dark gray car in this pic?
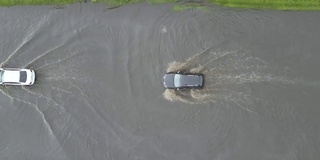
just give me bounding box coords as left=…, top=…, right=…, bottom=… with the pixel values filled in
left=162, top=72, right=204, bottom=89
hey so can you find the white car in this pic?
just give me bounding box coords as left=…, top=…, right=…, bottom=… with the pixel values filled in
left=0, top=68, right=35, bottom=85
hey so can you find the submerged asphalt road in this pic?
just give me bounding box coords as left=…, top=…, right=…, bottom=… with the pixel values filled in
left=0, top=3, right=319, bottom=160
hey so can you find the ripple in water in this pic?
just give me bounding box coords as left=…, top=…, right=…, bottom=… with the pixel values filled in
left=163, top=47, right=304, bottom=113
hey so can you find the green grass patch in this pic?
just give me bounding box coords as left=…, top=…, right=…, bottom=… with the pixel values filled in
left=208, top=0, right=320, bottom=10
left=0, top=0, right=81, bottom=6
left=0, top=0, right=319, bottom=11
left=172, top=4, right=209, bottom=11
left=94, top=0, right=177, bottom=6
left=95, top=0, right=320, bottom=10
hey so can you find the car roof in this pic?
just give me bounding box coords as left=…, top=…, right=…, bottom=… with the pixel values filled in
left=175, top=74, right=203, bottom=87
left=163, top=72, right=204, bottom=88
left=2, top=71, right=20, bottom=82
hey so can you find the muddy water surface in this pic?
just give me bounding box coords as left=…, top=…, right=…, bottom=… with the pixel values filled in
left=0, top=3, right=319, bottom=160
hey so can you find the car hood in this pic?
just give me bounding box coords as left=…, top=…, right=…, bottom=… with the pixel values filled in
left=163, top=74, right=175, bottom=88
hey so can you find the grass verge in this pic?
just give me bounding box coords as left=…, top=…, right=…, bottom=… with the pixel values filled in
left=0, top=0, right=319, bottom=11
left=0, top=0, right=80, bottom=6
left=208, top=0, right=320, bottom=10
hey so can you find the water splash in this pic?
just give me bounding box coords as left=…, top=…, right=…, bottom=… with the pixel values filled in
left=163, top=48, right=305, bottom=113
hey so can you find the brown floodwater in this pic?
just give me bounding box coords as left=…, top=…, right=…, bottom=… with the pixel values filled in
left=0, top=3, right=319, bottom=160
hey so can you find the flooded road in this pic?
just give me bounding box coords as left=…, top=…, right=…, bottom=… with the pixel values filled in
left=0, top=3, right=320, bottom=160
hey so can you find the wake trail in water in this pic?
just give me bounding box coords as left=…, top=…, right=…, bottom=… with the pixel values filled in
left=0, top=15, right=50, bottom=67
left=36, top=83, right=73, bottom=94
left=21, top=86, right=65, bottom=113
left=0, top=87, right=60, bottom=149
left=163, top=47, right=306, bottom=113
left=23, top=43, right=66, bottom=68
left=35, top=50, right=84, bottom=71
left=23, top=30, right=83, bottom=69
left=166, top=48, right=212, bottom=73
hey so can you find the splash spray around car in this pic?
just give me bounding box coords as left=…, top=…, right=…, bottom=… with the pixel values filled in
left=162, top=47, right=298, bottom=112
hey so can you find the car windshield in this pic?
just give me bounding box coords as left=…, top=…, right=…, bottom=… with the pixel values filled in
left=174, top=74, right=182, bottom=87
left=20, top=71, right=27, bottom=82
